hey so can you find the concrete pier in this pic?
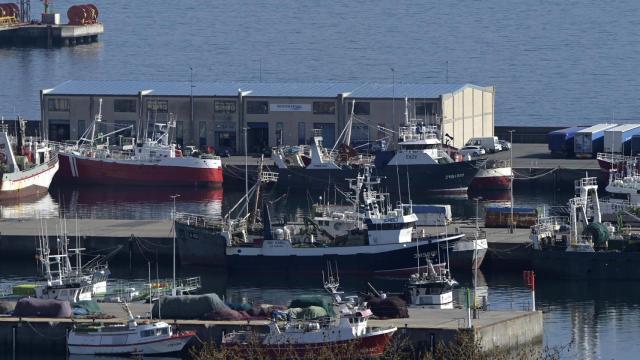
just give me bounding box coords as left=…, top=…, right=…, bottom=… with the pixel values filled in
left=0, top=218, right=173, bottom=264
left=0, top=302, right=542, bottom=357
left=0, top=23, right=103, bottom=47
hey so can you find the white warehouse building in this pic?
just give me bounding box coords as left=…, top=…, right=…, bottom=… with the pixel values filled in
left=41, top=80, right=495, bottom=154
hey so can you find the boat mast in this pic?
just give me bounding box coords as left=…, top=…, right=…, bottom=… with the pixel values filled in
left=90, top=99, right=103, bottom=149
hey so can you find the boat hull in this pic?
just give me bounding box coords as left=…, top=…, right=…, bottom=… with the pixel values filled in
left=532, top=249, right=640, bottom=279
left=56, top=153, right=223, bottom=186
left=275, top=160, right=479, bottom=194
left=469, top=167, right=512, bottom=191
left=376, top=160, right=480, bottom=194
left=450, top=238, right=488, bottom=271
left=225, top=236, right=464, bottom=275
left=68, top=333, right=193, bottom=355
left=0, top=157, right=58, bottom=200
left=224, top=328, right=395, bottom=358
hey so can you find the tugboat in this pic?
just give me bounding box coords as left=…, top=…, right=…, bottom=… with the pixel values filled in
left=222, top=266, right=397, bottom=358
left=68, top=303, right=195, bottom=355
left=56, top=99, right=222, bottom=186
left=0, top=119, right=58, bottom=201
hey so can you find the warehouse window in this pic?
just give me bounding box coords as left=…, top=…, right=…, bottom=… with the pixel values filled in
left=246, top=101, right=269, bottom=114
left=48, top=98, right=70, bottom=112
left=77, top=120, right=86, bottom=139
left=415, top=102, right=435, bottom=115
left=175, top=121, right=184, bottom=146
left=348, top=102, right=370, bottom=116
left=214, top=100, right=237, bottom=114
left=313, top=101, right=335, bottom=115
left=298, top=122, right=306, bottom=145
left=146, top=100, right=168, bottom=113
left=199, top=121, right=207, bottom=146
left=114, top=99, right=136, bottom=113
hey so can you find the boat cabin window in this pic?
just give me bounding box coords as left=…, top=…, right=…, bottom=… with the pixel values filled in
left=400, top=144, right=435, bottom=150
left=157, top=327, right=170, bottom=336
left=369, top=222, right=414, bottom=231
left=140, top=329, right=155, bottom=337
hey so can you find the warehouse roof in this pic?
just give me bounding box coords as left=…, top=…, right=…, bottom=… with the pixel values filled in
left=43, top=80, right=485, bottom=99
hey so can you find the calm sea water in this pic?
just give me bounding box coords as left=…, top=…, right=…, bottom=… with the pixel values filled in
left=2, top=1, right=640, bottom=358
left=1, top=0, right=640, bottom=126
left=1, top=260, right=638, bottom=360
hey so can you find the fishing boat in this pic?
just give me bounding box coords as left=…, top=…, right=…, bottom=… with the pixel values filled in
left=56, top=99, right=222, bottom=186
left=530, top=176, right=640, bottom=279
left=405, top=260, right=457, bottom=306
left=0, top=119, right=58, bottom=201
left=8, top=219, right=116, bottom=303
left=222, top=266, right=396, bottom=358
left=67, top=303, right=195, bottom=355
left=469, top=159, right=512, bottom=191
left=177, top=164, right=466, bottom=275
left=373, top=114, right=481, bottom=194
left=273, top=99, right=480, bottom=194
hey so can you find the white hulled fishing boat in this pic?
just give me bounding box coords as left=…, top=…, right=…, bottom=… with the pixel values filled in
left=68, top=303, right=195, bottom=355
left=0, top=119, right=58, bottom=200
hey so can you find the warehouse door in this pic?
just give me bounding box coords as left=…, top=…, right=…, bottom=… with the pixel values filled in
left=48, top=120, right=70, bottom=142
left=247, top=122, right=269, bottom=154
left=312, top=123, right=335, bottom=148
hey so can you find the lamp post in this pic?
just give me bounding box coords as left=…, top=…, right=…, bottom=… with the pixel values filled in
left=170, top=194, right=180, bottom=296
left=508, top=130, right=515, bottom=233
left=189, top=66, right=194, bottom=145
left=473, top=196, right=482, bottom=309
left=243, top=126, right=248, bottom=217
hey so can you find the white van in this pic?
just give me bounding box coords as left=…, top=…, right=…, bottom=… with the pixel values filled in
left=465, top=137, right=502, bottom=153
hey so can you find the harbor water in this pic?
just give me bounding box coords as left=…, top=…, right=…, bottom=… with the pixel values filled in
left=0, top=182, right=634, bottom=360
left=2, top=0, right=640, bottom=358
left=1, top=0, right=640, bottom=126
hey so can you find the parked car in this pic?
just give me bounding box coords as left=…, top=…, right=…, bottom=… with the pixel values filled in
left=459, top=145, right=486, bottom=158
left=498, top=139, right=511, bottom=151
left=466, top=136, right=502, bottom=153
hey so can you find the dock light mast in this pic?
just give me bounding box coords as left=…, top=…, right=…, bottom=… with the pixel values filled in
left=170, top=194, right=180, bottom=296
left=508, top=130, right=515, bottom=233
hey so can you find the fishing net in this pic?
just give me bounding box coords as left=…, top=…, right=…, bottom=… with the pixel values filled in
left=298, top=305, right=328, bottom=319
left=289, top=295, right=335, bottom=317
left=13, top=298, right=72, bottom=318
left=153, top=293, right=228, bottom=319
left=365, top=296, right=409, bottom=319
left=0, top=301, right=14, bottom=314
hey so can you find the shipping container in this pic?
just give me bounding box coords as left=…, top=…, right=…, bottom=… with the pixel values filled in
left=484, top=206, right=537, bottom=228
left=404, top=204, right=452, bottom=226
left=547, top=126, right=586, bottom=157
left=573, top=123, right=618, bottom=158
left=604, top=124, right=640, bottom=154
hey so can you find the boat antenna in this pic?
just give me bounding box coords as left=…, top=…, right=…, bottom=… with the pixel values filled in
left=445, top=219, right=450, bottom=277
left=90, top=98, right=102, bottom=148
left=148, top=261, right=152, bottom=320
left=416, top=225, right=420, bottom=275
